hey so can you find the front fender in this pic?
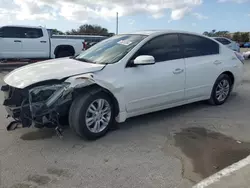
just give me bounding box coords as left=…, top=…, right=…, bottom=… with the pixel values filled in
left=65, top=73, right=126, bottom=115
left=65, top=73, right=123, bottom=91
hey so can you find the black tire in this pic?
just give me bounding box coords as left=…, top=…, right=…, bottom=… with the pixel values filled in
left=56, top=50, right=73, bottom=58
left=208, top=74, right=232, bottom=105
left=69, top=91, right=115, bottom=140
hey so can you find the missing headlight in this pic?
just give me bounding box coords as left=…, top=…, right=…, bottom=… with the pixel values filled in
left=28, top=83, right=71, bottom=119
left=29, top=85, right=66, bottom=103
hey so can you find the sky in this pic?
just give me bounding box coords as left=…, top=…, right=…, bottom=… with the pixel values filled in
left=0, top=0, right=249, bottom=34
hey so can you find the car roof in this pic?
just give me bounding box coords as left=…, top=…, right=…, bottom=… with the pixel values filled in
left=121, top=30, right=206, bottom=37
left=1, top=25, right=43, bottom=29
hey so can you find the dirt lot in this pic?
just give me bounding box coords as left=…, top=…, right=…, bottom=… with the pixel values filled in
left=0, top=59, right=250, bottom=188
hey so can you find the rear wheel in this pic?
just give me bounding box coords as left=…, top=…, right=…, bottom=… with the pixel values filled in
left=69, top=92, right=114, bottom=140
left=208, top=74, right=232, bottom=105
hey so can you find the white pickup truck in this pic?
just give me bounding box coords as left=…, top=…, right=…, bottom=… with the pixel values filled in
left=0, top=25, right=85, bottom=59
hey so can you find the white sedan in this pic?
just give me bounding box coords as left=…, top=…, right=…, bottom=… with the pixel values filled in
left=2, top=30, right=244, bottom=139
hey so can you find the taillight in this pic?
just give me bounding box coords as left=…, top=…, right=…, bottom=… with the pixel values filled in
left=234, top=52, right=244, bottom=64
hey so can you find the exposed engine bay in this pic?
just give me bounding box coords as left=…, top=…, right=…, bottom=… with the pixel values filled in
left=1, top=82, right=73, bottom=135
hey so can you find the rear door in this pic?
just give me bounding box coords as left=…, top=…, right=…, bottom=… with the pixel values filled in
left=21, top=27, right=50, bottom=58
left=0, top=26, right=24, bottom=59
left=180, top=34, right=222, bottom=100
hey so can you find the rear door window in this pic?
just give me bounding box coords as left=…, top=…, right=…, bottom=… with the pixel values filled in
left=180, top=34, right=219, bottom=58
left=23, top=28, right=43, bottom=38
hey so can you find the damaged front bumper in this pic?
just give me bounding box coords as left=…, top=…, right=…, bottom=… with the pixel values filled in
left=1, top=82, right=73, bottom=130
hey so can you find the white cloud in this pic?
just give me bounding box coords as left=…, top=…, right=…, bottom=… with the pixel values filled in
left=171, top=7, right=192, bottom=20
left=218, top=0, right=249, bottom=3
left=192, top=22, right=197, bottom=26
left=128, top=19, right=136, bottom=25
left=0, top=8, right=14, bottom=25
left=192, top=12, right=208, bottom=20
left=0, top=0, right=203, bottom=23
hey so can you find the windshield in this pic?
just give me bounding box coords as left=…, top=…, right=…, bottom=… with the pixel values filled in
left=75, top=34, right=147, bottom=64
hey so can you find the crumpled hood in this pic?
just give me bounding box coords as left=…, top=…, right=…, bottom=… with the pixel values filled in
left=4, top=58, right=105, bottom=89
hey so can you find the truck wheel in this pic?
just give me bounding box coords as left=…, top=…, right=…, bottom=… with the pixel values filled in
left=69, top=91, right=115, bottom=140
left=56, top=50, right=73, bottom=58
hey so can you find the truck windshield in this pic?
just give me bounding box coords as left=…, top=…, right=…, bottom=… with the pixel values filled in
left=75, top=34, right=147, bottom=64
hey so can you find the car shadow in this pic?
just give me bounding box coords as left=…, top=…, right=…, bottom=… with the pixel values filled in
left=117, top=101, right=209, bottom=131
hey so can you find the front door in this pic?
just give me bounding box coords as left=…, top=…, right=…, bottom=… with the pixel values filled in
left=0, top=26, right=23, bottom=59
left=123, top=34, right=185, bottom=113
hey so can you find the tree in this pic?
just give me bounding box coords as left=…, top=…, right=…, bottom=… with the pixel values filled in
left=203, top=31, right=210, bottom=37
left=232, top=32, right=241, bottom=42
left=215, top=31, right=230, bottom=38
left=66, top=24, right=112, bottom=36
left=50, top=29, right=64, bottom=35
left=107, top=33, right=115, bottom=37
left=203, top=30, right=217, bottom=37
left=240, top=32, right=249, bottom=42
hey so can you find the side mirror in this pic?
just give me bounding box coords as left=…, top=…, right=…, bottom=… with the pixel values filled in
left=134, top=55, right=155, bottom=65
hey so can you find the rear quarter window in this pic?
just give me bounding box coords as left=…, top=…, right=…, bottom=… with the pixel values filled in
left=214, top=38, right=231, bottom=45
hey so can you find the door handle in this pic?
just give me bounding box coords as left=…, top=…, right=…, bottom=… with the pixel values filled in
left=40, top=41, right=47, bottom=43
left=173, top=68, right=184, bottom=74
left=14, top=40, right=21, bottom=42
left=213, top=60, right=222, bottom=65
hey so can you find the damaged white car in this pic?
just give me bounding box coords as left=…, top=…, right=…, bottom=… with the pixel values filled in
left=1, top=30, right=244, bottom=139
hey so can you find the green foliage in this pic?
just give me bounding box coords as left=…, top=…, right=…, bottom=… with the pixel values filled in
left=66, top=24, right=113, bottom=36
left=232, top=32, right=241, bottom=42
left=240, top=32, right=249, bottom=42
left=50, top=29, right=64, bottom=35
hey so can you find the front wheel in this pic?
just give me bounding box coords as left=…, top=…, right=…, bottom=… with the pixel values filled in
left=208, top=74, right=232, bottom=105
left=69, top=92, right=114, bottom=140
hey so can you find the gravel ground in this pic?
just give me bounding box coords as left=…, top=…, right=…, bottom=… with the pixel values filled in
left=0, top=59, right=249, bottom=188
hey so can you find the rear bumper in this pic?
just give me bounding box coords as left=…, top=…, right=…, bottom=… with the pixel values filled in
left=232, top=64, right=244, bottom=92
